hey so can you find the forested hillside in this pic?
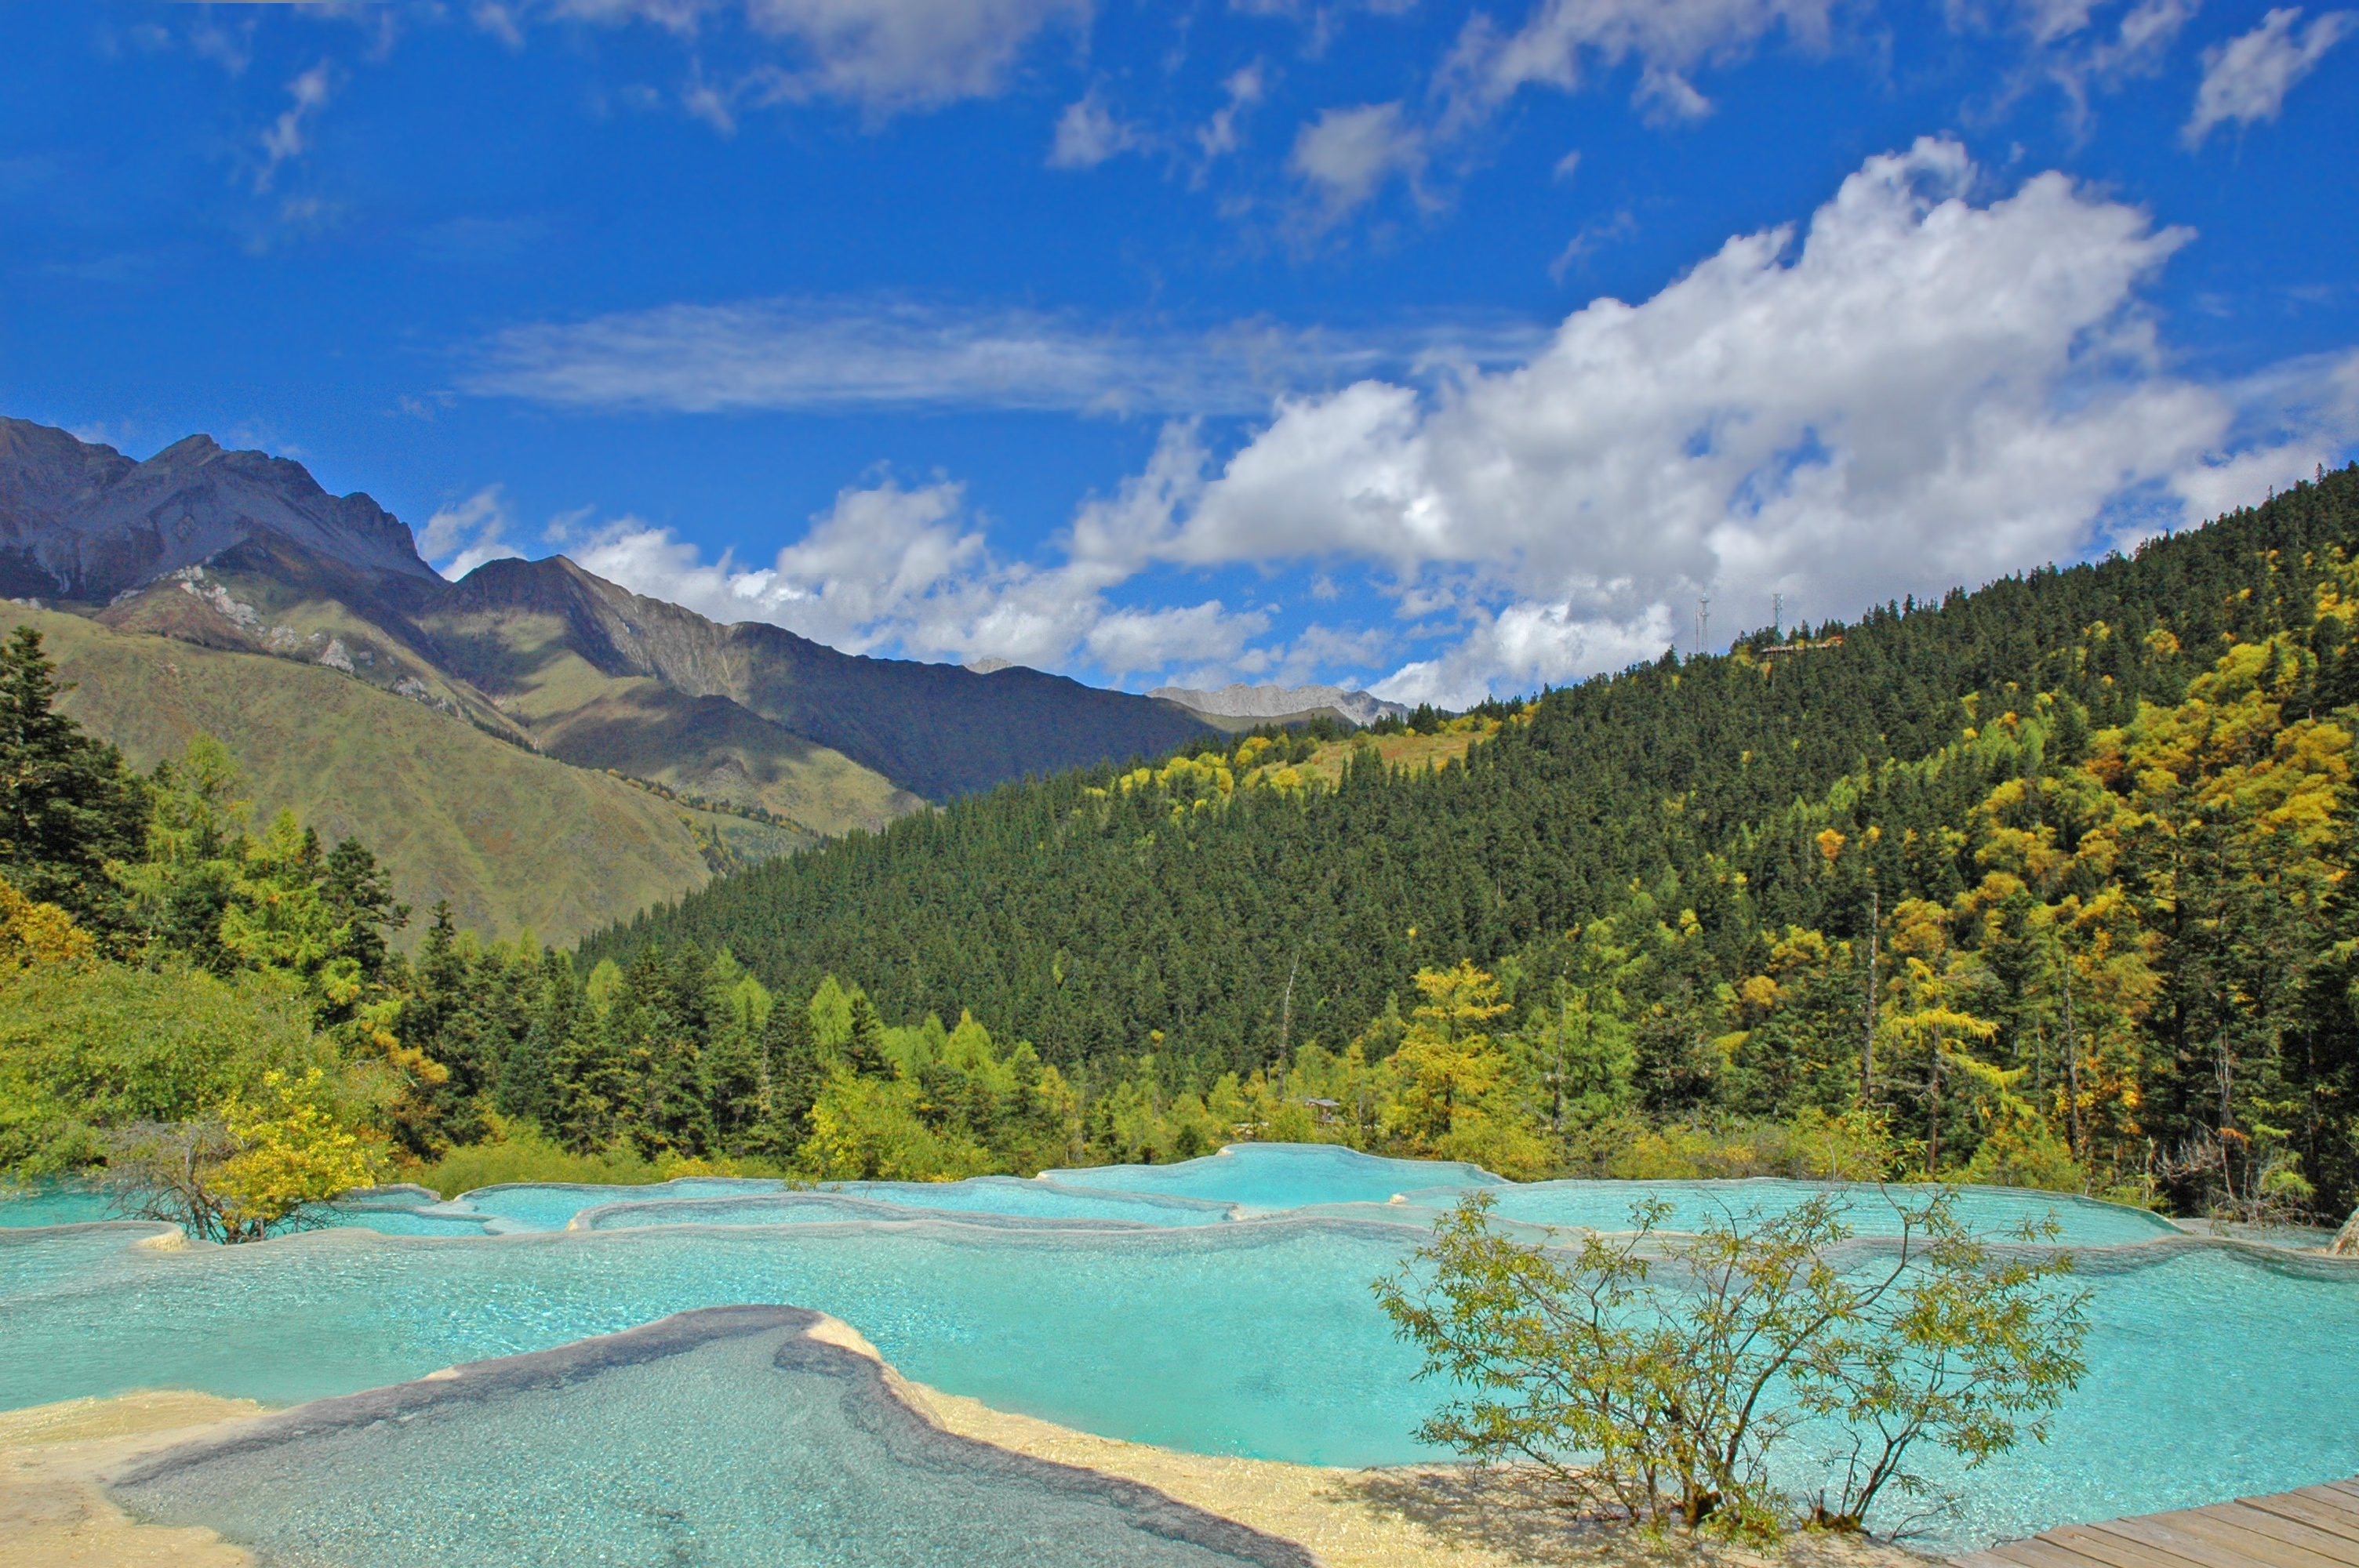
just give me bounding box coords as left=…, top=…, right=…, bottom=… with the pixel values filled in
left=15, top=472, right=2359, bottom=1232
left=578, top=466, right=2359, bottom=1216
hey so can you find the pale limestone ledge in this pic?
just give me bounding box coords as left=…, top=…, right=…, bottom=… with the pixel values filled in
left=3, top=1320, right=1939, bottom=1568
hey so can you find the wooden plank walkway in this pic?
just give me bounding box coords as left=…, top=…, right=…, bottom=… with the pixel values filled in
left=1957, top=1480, right=2359, bottom=1568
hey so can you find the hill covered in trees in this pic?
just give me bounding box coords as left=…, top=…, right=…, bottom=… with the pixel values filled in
left=577, top=466, right=2359, bottom=1218
left=16, top=470, right=2359, bottom=1236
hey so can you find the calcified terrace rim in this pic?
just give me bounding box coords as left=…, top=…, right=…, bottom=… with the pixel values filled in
left=5, top=1197, right=2345, bottom=1272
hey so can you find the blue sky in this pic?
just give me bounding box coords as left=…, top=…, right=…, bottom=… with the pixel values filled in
left=4, top=0, right=2355, bottom=705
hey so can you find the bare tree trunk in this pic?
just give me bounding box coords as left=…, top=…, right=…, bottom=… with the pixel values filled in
left=2332, top=1207, right=2359, bottom=1257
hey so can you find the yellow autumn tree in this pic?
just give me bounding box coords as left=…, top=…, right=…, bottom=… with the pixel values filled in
left=1381, top=961, right=1549, bottom=1178
left=0, top=873, right=95, bottom=976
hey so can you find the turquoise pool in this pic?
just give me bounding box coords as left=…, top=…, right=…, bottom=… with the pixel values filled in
left=2, top=1144, right=2353, bottom=1555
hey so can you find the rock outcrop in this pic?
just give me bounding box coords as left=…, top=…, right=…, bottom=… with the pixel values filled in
left=1149, top=681, right=1409, bottom=727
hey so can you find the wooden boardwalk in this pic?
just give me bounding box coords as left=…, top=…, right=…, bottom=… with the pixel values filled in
left=1958, top=1479, right=2359, bottom=1568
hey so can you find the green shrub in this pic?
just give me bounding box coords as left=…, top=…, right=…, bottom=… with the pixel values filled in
left=409, top=1119, right=792, bottom=1199
left=0, top=960, right=357, bottom=1176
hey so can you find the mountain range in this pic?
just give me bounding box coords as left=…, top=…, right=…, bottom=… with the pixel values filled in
left=1149, top=682, right=1409, bottom=728
left=0, top=416, right=1209, bottom=942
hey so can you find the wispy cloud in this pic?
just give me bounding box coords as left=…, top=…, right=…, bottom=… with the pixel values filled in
left=1438, top=0, right=1835, bottom=126
left=256, top=60, right=334, bottom=193
left=1289, top=101, right=1427, bottom=227
left=2183, top=6, right=2353, bottom=147
left=462, top=296, right=1551, bottom=416
left=1049, top=90, right=1150, bottom=169
left=420, top=485, right=525, bottom=579
left=536, top=0, right=1088, bottom=118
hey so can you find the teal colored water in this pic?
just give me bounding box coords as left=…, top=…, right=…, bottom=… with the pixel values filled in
left=454, top=1176, right=787, bottom=1231
left=0, top=1183, right=114, bottom=1226
left=1042, top=1143, right=1504, bottom=1209
left=4, top=1144, right=2356, bottom=1551
left=576, top=1192, right=1172, bottom=1232
left=1436, top=1176, right=2186, bottom=1247
left=0, top=1214, right=1441, bottom=1467
left=828, top=1175, right=1235, bottom=1225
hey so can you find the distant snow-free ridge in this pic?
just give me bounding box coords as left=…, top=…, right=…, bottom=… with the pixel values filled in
left=1149, top=682, right=1408, bottom=727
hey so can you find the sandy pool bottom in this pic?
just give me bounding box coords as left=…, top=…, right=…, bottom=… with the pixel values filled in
left=0, top=1330, right=1940, bottom=1568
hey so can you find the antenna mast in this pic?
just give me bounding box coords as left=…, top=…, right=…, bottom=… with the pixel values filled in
left=1696, top=595, right=1710, bottom=657
left=1772, top=592, right=1783, bottom=639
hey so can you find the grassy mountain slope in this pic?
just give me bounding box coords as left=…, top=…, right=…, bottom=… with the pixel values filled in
left=432, top=556, right=1206, bottom=804
left=93, top=539, right=918, bottom=837
left=585, top=466, right=2359, bottom=1073
left=20, top=606, right=804, bottom=946
left=5, top=419, right=1205, bottom=827
left=409, top=572, right=923, bottom=831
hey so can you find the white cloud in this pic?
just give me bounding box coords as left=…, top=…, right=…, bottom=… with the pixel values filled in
left=1088, top=137, right=2359, bottom=706
left=1197, top=64, right=1266, bottom=161
left=2020, top=0, right=2198, bottom=136
left=1049, top=91, right=1147, bottom=168
left=463, top=296, right=1550, bottom=416
left=1441, top=0, right=1834, bottom=125
left=2183, top=7, right=2354, bottom=147
left=568, top=476, right=1282, bottom=680
left=1289, top=102, right=1426, bottom=223
left=574, top=479, right=1103, bottom=664
left=495, top=139, right=2359, bottom=707
left=256, top=61, right=333, bottom=192
left=1085, top=601, right=1271, bottom=679
left=471, top=3, right=529, bottom=49
left=420, top=485, right=526, bottom=579
left=750, top=0, right=1086, bottom=111
left=539, top=0, right=1085, bottom=115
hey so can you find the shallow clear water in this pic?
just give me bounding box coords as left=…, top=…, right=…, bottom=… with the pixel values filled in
left=116, top=1308, right=1310, bottom=1568
left=3, top=1143, right=2355, bottom=1553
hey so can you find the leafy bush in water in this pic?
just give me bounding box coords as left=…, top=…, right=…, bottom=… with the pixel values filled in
left=1374, top=1189, right=2089, bottom=1539
left=106, top=1067, right=383, bottom=1243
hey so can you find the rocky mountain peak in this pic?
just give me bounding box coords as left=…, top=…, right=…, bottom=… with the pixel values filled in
left=0, top=417, right=435, bottom=600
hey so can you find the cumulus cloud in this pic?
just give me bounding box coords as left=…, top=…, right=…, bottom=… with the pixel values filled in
left=1441, top=0, right=1834, bottom=124
left=1085, top=601, right=1272, bottom=680
left=2183, top=7, right=2354, bottom=147
left=506, top=140, right=2359, bottom=706
left=420, top=486, right=526, bottom=579
left=463, top=296, right=1549, bottom=416
left=568, top=476, right=1270, bottom=678
left=1289, top=102, right=1427, bottom=223
left=1084, top=137, right=2359, bottom=706
left=572, top=479, right=1099, bottom=663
